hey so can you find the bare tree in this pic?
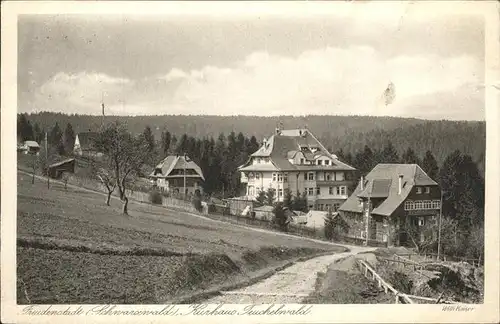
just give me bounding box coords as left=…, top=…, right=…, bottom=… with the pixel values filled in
left=96, top=167, right=116, bottom=206
left=94, top=121, right=149, bottom=215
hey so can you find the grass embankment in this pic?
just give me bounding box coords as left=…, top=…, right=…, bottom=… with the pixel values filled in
left=17, top=171, right=346, bottom=304
left=303, top=254, right=394, bottom=304
left=305, top=247, right=484, bottom=304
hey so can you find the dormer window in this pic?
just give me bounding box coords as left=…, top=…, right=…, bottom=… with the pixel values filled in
left=300, top=158, right=304, bottom=164
left=325, top=160, right=330, bottom=166
left=425, top=187, right=430, bottom=194
left=417, top=187, right=422, bottom=194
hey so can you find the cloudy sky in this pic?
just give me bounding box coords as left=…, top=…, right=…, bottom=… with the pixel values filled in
left=17, top=3, right=485, bottom=120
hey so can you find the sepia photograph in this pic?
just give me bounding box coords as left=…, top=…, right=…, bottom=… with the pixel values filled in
left=2, top=1, right=500, bottom=323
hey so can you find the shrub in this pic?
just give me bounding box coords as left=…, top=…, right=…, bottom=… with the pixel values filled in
left=149, top=190, right=163, bottom=205
left=192, top=190, right=203, bottom=212
left=272, top=202, right=288, bottom=232
left=207, top=203, right=217, bottom=213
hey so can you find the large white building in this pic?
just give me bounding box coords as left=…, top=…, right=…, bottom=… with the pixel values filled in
left=238, top=128, right=356, bottom=211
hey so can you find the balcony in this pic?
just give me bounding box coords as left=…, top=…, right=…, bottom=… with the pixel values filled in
left=316, top=180, right=352, bottom=186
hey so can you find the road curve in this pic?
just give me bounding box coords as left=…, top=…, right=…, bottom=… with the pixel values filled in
left=204, top=246, right=375, bottom=304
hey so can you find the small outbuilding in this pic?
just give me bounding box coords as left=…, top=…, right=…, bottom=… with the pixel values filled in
left=48, top=158, right=76, bottom=179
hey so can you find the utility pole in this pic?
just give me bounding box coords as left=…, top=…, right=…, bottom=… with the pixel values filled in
left=31, top=151, right=36, bottom=184
left=183, top=153, right=187, bottom=200
left=364, top=187, right=371, bottom=246
left=45, top=132, right=49, bottom=189
left=437, top=192, right=443, bottom=261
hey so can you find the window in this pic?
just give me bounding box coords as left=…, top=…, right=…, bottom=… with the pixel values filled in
left=277, top=173, right=283, bottom=182
left=340, top=186, right=346, bottom=195
left=255, top=173, right=260, bottom=180
left=336, top=172, right=345, bottom=181
left=432, top=200, right=441, bottom=209
left=425, top=187, right=431, bottom=194
left=249, top=173, right=255, bottom=179
left=300, top=158, right=304, bottom=164
left=417, top=187, right=422, bottom=194
left=304, top=173, right=307, bottom=180
left=256, top=158, right=261, bottom=164
left=318, top=204, right=324, bottom=211
left=325, top=160, right=330, bottom=166
left=415, top=201, right=423, bottom=209
left=335, top=186, right=341, bottom=195
left=278, top=189, right=283, bottom=197
left=272, top=173, right=277, bottom=182
left=308, top=187, right=315, bottom=196
left=284, top=173, right=288, bottom=183
left=316, top=187, right=320, bottom=195
left=423, top=200, right=432, bottom=209
left=248, top=186, right=254, bottom=196
left=325, top=173, right=331, bottom=181
left=308, top=172, right=315, bottom=181
left=382, top=234, right=388, bottom=242
left=317, top=160, right=322, bottom=165
left=329, top=186, right=334, bottom=195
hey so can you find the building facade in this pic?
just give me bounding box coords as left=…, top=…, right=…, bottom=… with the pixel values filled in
left=149, top=155, right=205, bottom=196
left=338, top=163, right=441, bottom=247
left=238, top=128, right=356, bottom=211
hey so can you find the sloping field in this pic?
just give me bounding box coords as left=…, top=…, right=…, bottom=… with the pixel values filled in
left=17, top=172, right=345, bottom=304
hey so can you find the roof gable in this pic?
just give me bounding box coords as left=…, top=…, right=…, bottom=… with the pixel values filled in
left=151, top=155, right=205, bottom=180
left=245, top=129, right=355, bottom=171
left=340, top=163, right=438, bottom=216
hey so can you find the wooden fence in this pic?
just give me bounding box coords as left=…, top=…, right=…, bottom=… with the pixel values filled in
left=356, top=259, right=414, bottom=304
left=66, top=174, right=203, bottom=214
left=356, top=259, right=463, bottom=304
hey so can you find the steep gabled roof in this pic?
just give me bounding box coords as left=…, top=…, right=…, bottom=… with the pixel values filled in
left=150, top=155, right=205, bottom=180
left=240, top=128, right=355, bottom=172
left=339, top=164, right=438, bottom=216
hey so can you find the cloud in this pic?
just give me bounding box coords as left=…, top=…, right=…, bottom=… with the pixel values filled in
left=28, top=46, right=483, bottom=119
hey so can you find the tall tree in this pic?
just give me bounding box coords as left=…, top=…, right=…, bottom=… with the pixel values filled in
left=248, top=136, right=260, bottom=154
left=49, top=122, right=65, bottom=155
left=422, top=150, right=439, bottom=180
left=175, top=134, right=189, bottom=155
left=33, top=123, right=44, bottom=144
left=401, top=147, right=420, bottom=165
left=161, top=131, right=171, bottom=156
left=439, top=150, right=485, bottom=230
left=380, top=140, right=399, bottom=163
left=143, top=126, right=155, bottom=154
left=63, top=123, right=76, bottom=155
left=353, top=145, right=375, bottom=175
left=17, top=114, right=34, bottom=142
left=94, top=121, right=149, bottom=215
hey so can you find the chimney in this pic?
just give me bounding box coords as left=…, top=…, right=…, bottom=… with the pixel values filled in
left=360, top=176, right=364, bottom=190
left=398, top=175, right=403, bottom=195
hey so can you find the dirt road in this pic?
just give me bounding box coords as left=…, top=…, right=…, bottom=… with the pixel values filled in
left=205, top=246, right=375, bottom=304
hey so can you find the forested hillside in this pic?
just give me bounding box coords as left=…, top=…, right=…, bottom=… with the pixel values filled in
left=19, top=112, right=485, bottom=173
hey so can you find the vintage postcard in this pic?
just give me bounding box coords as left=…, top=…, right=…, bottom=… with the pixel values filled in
left=1, top=1, right=499, bottom=323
